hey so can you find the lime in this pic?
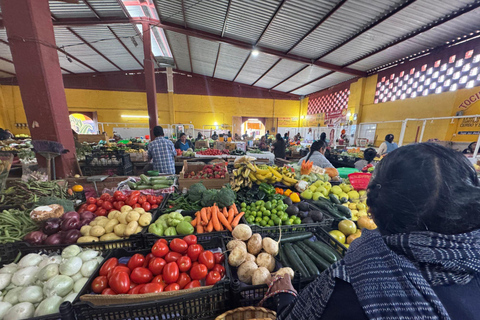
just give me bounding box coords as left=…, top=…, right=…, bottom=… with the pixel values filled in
left=276, top=206, right=283, bottom=212
left=294, top=217, right=302, bottom=224
left=265, top=202, right=272, bottom=210
left=268, top=220, right=275, bottom=226
left=290, top=215, right=297, bottom=220
left=264, top=210, right=271, bottom=216
left=271, top=209, right=277, bottom=215
left=260, top=220, right=267, bottom=226
left=273, top=217, right=281, bottom=225
left=281, top=215, right=288, bottom=222
left=285, top=219, right=293, bottom=225
left=247, top=216, right=255, bottom=223
left=263, top=216, right=270, bottom=221
left=271, top=214, right=278, bottom=221
left=241, top=202, right=247, bottom=208
left=255, top=217, right=262, bottom=223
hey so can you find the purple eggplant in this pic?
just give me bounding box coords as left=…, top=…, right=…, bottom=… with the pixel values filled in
left=63, top=229, right=81, bottom=244
left=80, top=211, right=95, bottom=221
left=43, top=218, right=62, bottom=235
left=62, top=211, right=80, bottom=221
left=61, top=218, right=81, bottom=231
left=44, top=233, right=63, bottom=245
left=24, top=231, right=47, bottom=245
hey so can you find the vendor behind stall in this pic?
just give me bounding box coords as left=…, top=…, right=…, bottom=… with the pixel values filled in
left=354, top=148, right=377, bottom=170
left=378, top=134, right=398, bottom=155
left=148, top=126, right=176, bottom=174
left=212, top=131, right=219, bottom=140
left=298, top=140, right=334, bottom=168
left=272, top=134, right=286, bottom=159
left=174, top=133, right=193, bottom=151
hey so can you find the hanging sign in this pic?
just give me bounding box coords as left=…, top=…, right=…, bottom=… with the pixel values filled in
left=458, top=90, right=480, bottom=110
left=457, top=117, right=480, bottom=135
left=278, top=117, right=299, bottom=127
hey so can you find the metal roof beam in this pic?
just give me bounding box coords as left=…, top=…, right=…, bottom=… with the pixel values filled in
left=212, top=43, right=221, bottom=77
left=186, top=35, right=193, bottom=72
left=270, top=65, right=309, bottom=90
left=67, top=27, right=124, bottom=71
left=287, top=71, right=335, bottom=93
left=180, top=0, right=187, bottom=28
left=251, top=58, right=281, bottom=86
left=0, top=68, right=15, bottom=76
left=107, top=26, right=143, bottom=68
left=232, top=54, right=251, bottom=82
left=82, top=0, right=101, bottom=20
left=255, top=0, right=288, bottom=46
left=221, top=0, right=232, bottom=37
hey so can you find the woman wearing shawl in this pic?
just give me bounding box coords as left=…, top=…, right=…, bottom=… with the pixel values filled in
left=267, top=143, right=480, bottom=320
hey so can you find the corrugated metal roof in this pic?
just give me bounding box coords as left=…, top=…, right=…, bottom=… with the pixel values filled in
left=258, top=0, right=344, bottom=51
left=165, top=30, right=191, bottom=72
left=155, top=0, right=185, bottom=26
left=214, top=43, right=251, bottom=81
left=255, top=59, right=306, bottom=88
left=319, top=0, right=478, bottom=66
left=223, top=0, right=280, bottom=43
left=291, top=72, right=355, bottom=95
left=274, top=65, right=331, bottom=92
left=49, top=0, right=127, bottom=19
left=183, top=0, right=229, bottom=35
left=108, top=24, right=145, bottom=68
left=235, top=53, right=279, bottom=85
left=82, top=0, right=126, bottom=18
left=189, top=36, right=219, bottom=76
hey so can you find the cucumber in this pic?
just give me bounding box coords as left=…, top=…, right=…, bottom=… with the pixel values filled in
left=335, top=204, right=352, bottom=219
left=279, top=232, right=313, bottom=243
left=152, top=184, right=171, bottom=190
left=292, top=244, right=320, bottom=276
left=278, top=244, right=288, bottom=267
left=303, top=240, right=339, bottom=264
left=135, top=185, right=152, bottom=190
left=329, top=194, right=341, bottom=205
left=296, top=242, right=331, bottom=271
left=140, top=174, right=150, bottom=184
left=311, top=201, right=346, bottom=220
left=127, top=181, right=137, bottom=189
left=284, top=243, right=310, bottom=278
left=150, top=176, right=169, bottom=181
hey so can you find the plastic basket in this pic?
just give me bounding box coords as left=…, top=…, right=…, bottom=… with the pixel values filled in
left=348, top=172, right=372, bottom=190
left=71, top=237, right=231, bottom=320
left=336, top=167, right=359, bottom=179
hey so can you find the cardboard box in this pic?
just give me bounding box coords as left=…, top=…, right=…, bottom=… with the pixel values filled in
left=214, top=141, right=226, bottom=150
left=225, top=143, right=236, bottom=151
left=77, top=133, right=108, bottom=143
left=195, top=140, right=209, bottom=149
left=179, top=161, right=229, bottom=190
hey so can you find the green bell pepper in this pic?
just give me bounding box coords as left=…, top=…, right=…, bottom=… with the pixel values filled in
left=164, top=227, right=177, bottom=236
left=269, top=194, right=285, bottom=201
left=259, top=183, right=276, bottom=195
left=167, top=212, right=184, bottom=227
left=148, top=223, right=164, bottom=236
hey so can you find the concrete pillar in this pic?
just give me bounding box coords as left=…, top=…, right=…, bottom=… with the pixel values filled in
left=2, top=0, right=77, bottom=177
left=142, top=22, right=158, bottom=138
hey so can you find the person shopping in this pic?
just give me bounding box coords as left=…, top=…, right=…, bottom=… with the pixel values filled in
left=378, top=134, right=398, bottom=155
left=174, top=133, right=193, bottom=151
left=271, top=134, right=286, bottom=159
left=297, top=140, right=334, bottom=168
left=267, top=143, right=480, bottom=320
left=354, top=147, right=377, bottom=170
left=148, top=126, right=176, bottom=174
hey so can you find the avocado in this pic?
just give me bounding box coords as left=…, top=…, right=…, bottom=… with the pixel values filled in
left=298, top=211, right=309, bottom=219
left=285, top=205, right=299, bottom=216
left=283, top=197, right=293, bottom=206
left=297, top=202, right=310, bottom=212
left=309, top=210, right=324, bottom=222
left=302, top=217, right=314, bottom=224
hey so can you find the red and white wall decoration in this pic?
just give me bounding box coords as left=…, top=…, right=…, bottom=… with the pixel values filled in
left=308, top=88, right=350, bottom=115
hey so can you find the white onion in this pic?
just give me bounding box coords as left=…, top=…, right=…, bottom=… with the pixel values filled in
left=4, top=302, right=34, bottom=320
left=43, top=275, right=73, bottom=297
left=59, top=257, right=82, bottom=276
left=0, top=274, right=12, bottom=291
left=3, top=287, right=22, bottom=305
left=0, top=302, right=12, bottom=320
left=73, top=278, right=88, bottom=293
left=18, top=254, right=43, bottom=268
left=0, top=264, right=17, bottom=275
left=38, top=255, right=62, bottom=269
left=34, top=296, right=62, bottom=317
left=80, top=260, right=99, bottom=278
left=78, top=250, right=99, bottom=262
left=37, top=264, right=59, bottom=282
left=11, top=267, right=38, bottom=287
left=61, top=245, right=81, bottom=259
left=70, top=272, right=83, bottom=282
left=18, top=286, right=43, bottom=303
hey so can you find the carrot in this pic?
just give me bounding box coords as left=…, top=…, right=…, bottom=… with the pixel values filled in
left=201, top=208, right=208, bottom=225
left=206, top=219, right=214, bottom=232
left=191, top=212, right=198, bottom=227
left=222, top=207, right=228, bottom=218
left=231, top=212, right=245, bottom=227
left=231, top=204, right=239, bottom=215
left=196, top=224, right=204, bottom=234
left=217, top=210, right=232, bottom=231
left=196, top=210, right=201, bottom=226
left=207, top=207, right=212, bottom=221
left=227, top=208, right=234, bottom=224
left=212, top=205, right=222, bottom=232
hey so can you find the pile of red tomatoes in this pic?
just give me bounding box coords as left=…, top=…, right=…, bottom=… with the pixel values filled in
left=91, top=235, right=225, bottom=294
left=77, top=191, right=164, bottom=217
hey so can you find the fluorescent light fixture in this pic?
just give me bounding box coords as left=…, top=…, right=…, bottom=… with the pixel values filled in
left=214, top=122, right=218, bottom=125
left=247, top=119, right=258, bottom=121
left=121, top=115, right=149, bottom=118
left=251, top=49, right=259, bottom=57
left=300, top=116, right=305, bottom=119
left=346, top=112, right=352, bottom=117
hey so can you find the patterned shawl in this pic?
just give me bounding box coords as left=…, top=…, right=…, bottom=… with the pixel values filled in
left=281, top=229, right=480, bottom=320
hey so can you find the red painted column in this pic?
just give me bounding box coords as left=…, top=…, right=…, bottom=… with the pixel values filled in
left=2, top=0, right=78, bottom=178
left=142, top=22, right=158, bottom=138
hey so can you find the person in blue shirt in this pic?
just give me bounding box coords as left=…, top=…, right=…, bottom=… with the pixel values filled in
left=378, top=133, right=398, bottom=155
left=174, top=133, right=193, bottom=151
left=148, top=126, right=176, bottom=174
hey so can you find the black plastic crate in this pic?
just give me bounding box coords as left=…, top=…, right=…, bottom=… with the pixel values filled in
left=71, top=236, right=231, bottom=320
left=316, top=227, right=348, bottom=257
left=0, top=242, right=19, bottom=265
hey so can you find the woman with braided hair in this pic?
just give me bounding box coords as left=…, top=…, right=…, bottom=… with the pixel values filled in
left=265, top=143, right=480, bottom=320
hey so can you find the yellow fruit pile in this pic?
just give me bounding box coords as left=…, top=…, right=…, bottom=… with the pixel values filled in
left=329, top=216, right=377, bottom=250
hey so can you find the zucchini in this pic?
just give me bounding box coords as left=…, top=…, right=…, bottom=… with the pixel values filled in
left=135, top=185, right=152, bottom=190
left=152, top=184, right=171, bottom=190
left=296, top=242, right=331, bottom=271
left=292, top=244, right=320, bottom=276
left=329, top=194, right=341, bottom=205
left=335, top=204, right=352, bottom=219
left=127, top=182, right=137, bottom=189
left=140, top=174, right=150, bottom=184
left=278, top=244, right=288, bottom=266
left=150, top=176, right=169, bottom=181
left=303, top=240, right=339, bottom=264
left=311, top=201, right=346, bottom=220
left=279, top=232, right=313, bottom=243
left=284, top=243, right=309, bottom=278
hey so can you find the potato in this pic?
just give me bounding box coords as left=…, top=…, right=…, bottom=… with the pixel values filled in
left=245, top=253, right=256, bottom=263
left=80, top=225, right=92, bottom=236
left=77, top=236, right=99, bottom=243
left=227, top=240, right=246, bottom=251
left=96, top=219, right=110, bottom=228
left=274, top=267, right=294, bottom=279
left=121, top=206, right=132, bottom=213
left=124, top=221, right=138, bottom=237
left=228, top=246, right=247, bottom=267
left=108, top=210, right=121, bottom=220
left=114, top=224, right=126, bottom=237
left=126, top=211, right=140, bottom=223
left=118, top=212, right=128, bottom=225
left=237, top=261, right=258, bottom=284
left=262, top=237, right=279, bottom=256
left=133, top=208, right=146, bottom=214
left=96, top=216, right=108, bottom=220
left=89, top=221, right=97, bottom=226
left=135, top=226, right=142, bottom=234
left=256, top=253, right=275, bottom=272
left=90, top=226, right=106, bottom=237
left=138, top=213, right=152, bottom=227
left=104, top=219, right=119, bottom=233
left=247, top=234, right=262, bottom=255
left=252, top=267, right=270, bottom=285
left=232, top=224, right=252, bottom=241
left=100, top=233, right=121, bottom=242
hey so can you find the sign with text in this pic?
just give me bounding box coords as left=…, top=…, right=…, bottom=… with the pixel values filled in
left=277, top=117, right=299, bottom=127
left=305, top=114, right=324, bottom=127
left=457, top=117, right=480, bottom=135
left=458, top=90, right=480, bottom=110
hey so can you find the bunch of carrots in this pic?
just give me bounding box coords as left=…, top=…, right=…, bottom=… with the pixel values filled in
left=191, top=203, right=245, bottom=233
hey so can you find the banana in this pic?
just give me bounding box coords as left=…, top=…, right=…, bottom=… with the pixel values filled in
left=248, top=172, right=258, bottom=182
left=283, top=181, right=293, bottom=187
left=282, top=175, right=298, bottom=184
left=234, top=163, right=241, bottom=169
left=273, top=175, right=282, bottom=183
left=255, top=165, right=270, bottom=175
left=248, top=181, right=253, bottom=188
left=243, top=168, right=251, bottom=178
left=233, top=186, right=241, bottom=192
left=246, top=162, right=256, bottom=172
left=268, top=166, right=282, bottom=179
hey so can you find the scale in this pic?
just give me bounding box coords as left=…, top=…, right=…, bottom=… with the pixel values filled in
left=86, top=175, right=109, bottom=194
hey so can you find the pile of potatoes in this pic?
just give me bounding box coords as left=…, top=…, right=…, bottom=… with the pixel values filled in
left=77, top=205, right=152, bottom=243
left=227, top=224, right=293, bottom=285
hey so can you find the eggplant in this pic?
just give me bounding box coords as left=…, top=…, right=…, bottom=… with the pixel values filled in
left=43, top=218, right=61, bottom=235
left=79, top=211, right=95, bottom=221
left=24, top=231, right=47, bottom=245
left=61, top=218, right=81, bottom=231
left=310, top=210, right=324, bottom=222
left=44, top=233, right=63, bottom=245
left=63, top=229, right=81, bottom=244
left=62, top=211, right=80, bottom=221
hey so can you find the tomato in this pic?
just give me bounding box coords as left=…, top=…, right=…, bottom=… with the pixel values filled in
left=130, top=282, right=137, bottom=289
left=184, top=280, right=201, bottom=289
left=109, top=271, right=130, bottom=294
left=114, top=191, right=123, bottom=199
left=117, top=201, right=125, bottom=208
left=142, top=202, right=151, bottom=211
left=139, top=283, right=164, bottom=294
left=191, top=262, right=199, bottom=269
left=177, top=256, right=192, bottom=273
left=78, top=204, right=88, bottom=212
left=206, top=271, right=222, bottom=286
left=151, top=204, right=159, bottom=209
left=165, top=252, right=182, bottom=263
left=87, top=204, right=97, bottom=212
left=130, top=267, right=153, bottom=284
left=117, top=194, right=127, bottom=202
left=96, top=208, right=107, bottom=216
left=97, top=199, right=105, bottom=206
left=212, top=264, right=226, bottom=278
left=138, top=196, right=147, bottom=205
left=151, top=240, right=169, bottom=258
left=144, top=253, right=155, bottom=267
left=147, top=195, right=157, bottom=205
left=102, top=288, right=117, bottom=295
left=107, top=266, right=131, bottom=280
left=100, top=193, right=110, bottom=201
left=127, top=253, right=145, bottom=270
left=99, top=258, right=118, bottom=276
left=102, top=201, right=113, bottom=211
left=213, top=253, right=225, bottom=265
left=164, top=283, right=180, bottom=292
left=198, top=251, right=215, bottom=270
left=112, top=201, right=121, bottom=210
left=87, top=197, right=97, bottom=204
left=152, top=275, right=166, bottom=288
left=177, top=273, right=191, bottom=289
left=91, top=276, right=108, bottom=293
left=131, top=191, right=141, bottom=197
left=190, top=264, right=208, bottom=280
left=162, top=262, right=179, bottom=284
left=170, top=239, right=188, bottom=254
left=128, top=285, right=144, bottom=295
left=187, top=244, right=204, bottom=262
left=126, top=196, right=139, bottom=206
left=148, top=257, right=166, bottom=275
left=183, top=235, right=197, bottom=246
left=133, top=203, right=142, bottom=209
left=157, top=195, right=164, bottom=203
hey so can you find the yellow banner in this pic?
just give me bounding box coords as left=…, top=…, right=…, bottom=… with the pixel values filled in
left=304, top=114, right=324, bottom=127
left=457, top=117, right=480, bottom=135
left=278, top=117, right=299, bottom=127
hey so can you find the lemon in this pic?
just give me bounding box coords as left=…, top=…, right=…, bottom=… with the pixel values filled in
left=331, top=186, right=343, bottom=195
left=348, top=202, right=357, bottom=210
left=317, top=186, right=328, bottom=197
left=309, top=185, right=317, bottom=192
left=329, top=230, right=346, bottom=244
left=338, top=220, right=357, bottom=236
left=347, top=190, right=360, bottom=201
left=358, top=190, right=367, bottom=196
left=357, top=210, right=368, bottom=217
left=343, top=243, right=350, bottom=249
left=341, top=184, right=353, bottom=193
left=356, top=203, right=366, bottom=211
